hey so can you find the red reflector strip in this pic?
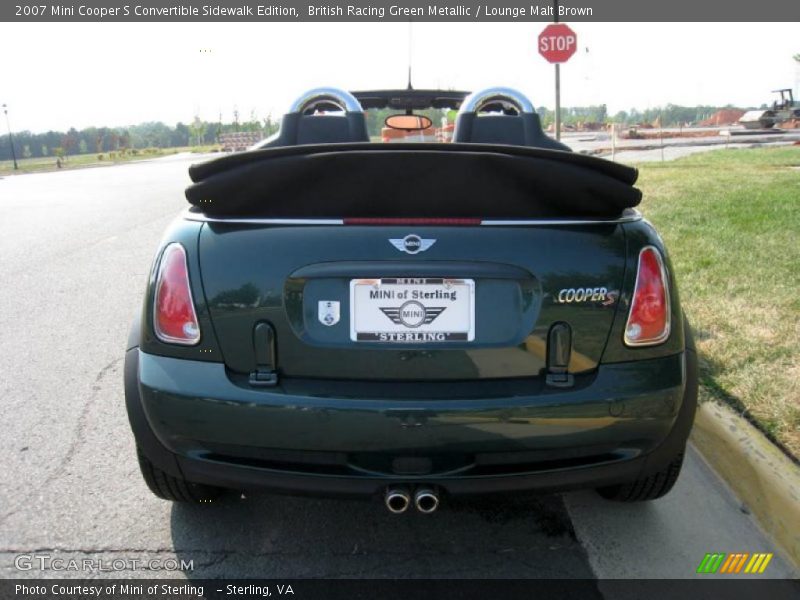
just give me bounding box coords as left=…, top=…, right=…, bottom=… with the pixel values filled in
left=343, top=217, right=482, bottom=226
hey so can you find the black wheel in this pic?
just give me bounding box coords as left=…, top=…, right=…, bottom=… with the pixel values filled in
left=596, top=451, right=684, bottom=502
left=596, top=315, right=696, bottom=502
left=137, top=447, right=224, bottom=503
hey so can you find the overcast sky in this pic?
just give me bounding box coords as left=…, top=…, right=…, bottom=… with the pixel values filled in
left=1, top=22, right=798, bottom=132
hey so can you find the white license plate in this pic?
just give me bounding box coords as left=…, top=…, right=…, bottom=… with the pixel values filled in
left=350, top=278, right=475, bottom=342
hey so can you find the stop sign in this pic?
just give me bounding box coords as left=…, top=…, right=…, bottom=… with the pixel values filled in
left=538, top=23, right=578, bottom=64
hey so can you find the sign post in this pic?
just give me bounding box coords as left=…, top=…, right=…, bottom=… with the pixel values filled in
left=555, top=60, right=561, bottom=142
left=538, top=17, right=577, bottom=141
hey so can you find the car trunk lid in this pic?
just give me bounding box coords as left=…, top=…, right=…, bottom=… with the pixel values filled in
left=197, top=222, right=626, bottom=381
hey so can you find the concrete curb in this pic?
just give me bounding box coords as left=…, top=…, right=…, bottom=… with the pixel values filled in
left=691, top=401, right=800, bottom=568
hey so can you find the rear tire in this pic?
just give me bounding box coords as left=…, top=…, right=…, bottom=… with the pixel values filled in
left=596, top=314, right=696, bottom=502
left=137, top=447, right=224, bottom=503
left=596, top=451, right=684, bottom=502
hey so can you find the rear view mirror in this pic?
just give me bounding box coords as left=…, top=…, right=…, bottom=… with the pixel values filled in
left=385, top=114, right=433, bottom=131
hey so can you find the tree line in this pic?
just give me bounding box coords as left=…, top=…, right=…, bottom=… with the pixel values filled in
left=534, top=103, right=753, bottom=128
left=0, top=115, right=280, bottom=161
left=0, top=103, right=760, bottom=161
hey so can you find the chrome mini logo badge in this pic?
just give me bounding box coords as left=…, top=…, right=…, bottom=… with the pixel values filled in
left=389, top=234, right=436, bottom=255
left=380, top=301, right=446, bottom=328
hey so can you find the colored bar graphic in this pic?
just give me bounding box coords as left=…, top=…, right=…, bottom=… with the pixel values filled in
left=745, top=554, right=760, bottom=573
left=696, top=553, right=713, bottom=573
left=697, top=553, right=726, bottom=573
left=700, top=552, right=773, bottom=574
left=734, top=553, right=749, bottom=573
left=719, top=554, right=737, bottom=573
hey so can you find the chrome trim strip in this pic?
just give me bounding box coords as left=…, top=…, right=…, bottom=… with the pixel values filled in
left=182, top=210, right=642, bottom=227
left=481, top=213, right=641, bottom=226
left=183, top=212, right=344, bottom=225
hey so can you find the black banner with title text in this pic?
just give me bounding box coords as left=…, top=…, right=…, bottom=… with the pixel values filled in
left=4, top=578, right=800, bottom=600
left=2, top=0, right=800, bottom=22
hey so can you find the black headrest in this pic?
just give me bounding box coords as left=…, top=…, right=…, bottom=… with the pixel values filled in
left=453, top=112, right=569, bottom=151
left=261, top=112, right=369, bottom=148
left=296, top=115, right=369, bottom=145
left=254, top=88, right=370, bottom=148
left=453, top=87, right=570, bottom=151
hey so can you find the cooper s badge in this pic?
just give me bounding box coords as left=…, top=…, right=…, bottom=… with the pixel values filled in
left=556, top=287, right=619, bottom=306
left=389, top=234, right=436, bottom=255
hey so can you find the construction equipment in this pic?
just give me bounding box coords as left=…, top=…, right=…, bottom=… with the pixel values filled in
left=739, top=89, right=800, bottom=130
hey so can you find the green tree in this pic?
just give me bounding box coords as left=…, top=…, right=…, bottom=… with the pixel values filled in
left=62, top=128, right=79, bottom=156
left=172, top=122, right=190, bottom=146
left=189, top=116, right=206, bottom=146
left=262, top=114, right=278, bottom=137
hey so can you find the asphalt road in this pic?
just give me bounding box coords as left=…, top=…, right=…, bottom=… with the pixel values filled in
left=0, top=156, right=796, bottom=582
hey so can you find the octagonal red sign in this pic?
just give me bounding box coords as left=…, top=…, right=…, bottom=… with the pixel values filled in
left=538, top=23, right=578, bottom=64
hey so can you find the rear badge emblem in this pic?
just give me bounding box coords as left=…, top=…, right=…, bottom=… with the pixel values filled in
left=389, top=234, right=436, bottom=255
left=318, top=300, right=340, bottom=326
left=556, top=287, right=619, bottom=305
left=380, top=301, right=446, bottom=328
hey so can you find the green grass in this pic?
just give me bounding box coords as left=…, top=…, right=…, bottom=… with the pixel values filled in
left=634, top=146, right=800, bottom=455
left=0, top=145, right=220, bottom=175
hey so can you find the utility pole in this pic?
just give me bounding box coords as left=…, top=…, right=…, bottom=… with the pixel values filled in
left=2, top=104, right=18, bottom=170
left=553, top=0, right=561, bottom=141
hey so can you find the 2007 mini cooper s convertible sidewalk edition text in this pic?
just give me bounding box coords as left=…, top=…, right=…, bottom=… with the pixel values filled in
left=125, top=87, right=698, bottom=513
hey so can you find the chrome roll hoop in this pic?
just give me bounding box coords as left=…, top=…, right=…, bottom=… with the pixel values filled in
left=289, top=87, right=364, bottom=114
left=458, top=87, right=535, bottom=115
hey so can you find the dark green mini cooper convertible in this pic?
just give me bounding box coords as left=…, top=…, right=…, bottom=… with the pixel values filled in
left=125, top=87, right=697, bottom=512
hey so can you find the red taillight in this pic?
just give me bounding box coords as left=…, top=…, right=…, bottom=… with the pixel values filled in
left=624, top=246, right=671, bottom=346
left=154, top=243, right=201, bottom=345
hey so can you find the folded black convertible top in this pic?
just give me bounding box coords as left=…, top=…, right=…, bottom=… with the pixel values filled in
left=185, top=143, right=641, bottom=219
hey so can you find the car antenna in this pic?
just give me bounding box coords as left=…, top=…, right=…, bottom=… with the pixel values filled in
left=406, top=21, right=414, bottom=91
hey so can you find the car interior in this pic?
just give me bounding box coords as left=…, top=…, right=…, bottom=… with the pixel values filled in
left=253, top=86, right=570, bottom=151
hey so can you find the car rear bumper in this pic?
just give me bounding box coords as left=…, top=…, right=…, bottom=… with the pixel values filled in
left=126, top=349, right=696, bottom=497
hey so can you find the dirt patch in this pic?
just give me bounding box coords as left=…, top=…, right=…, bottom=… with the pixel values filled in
left=700, top=109, right=745, bottom=127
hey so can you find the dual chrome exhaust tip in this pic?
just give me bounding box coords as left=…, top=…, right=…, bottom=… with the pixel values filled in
left=384, top=486, right=440, bottom=514
left=414, top=487, right=440, bottom=514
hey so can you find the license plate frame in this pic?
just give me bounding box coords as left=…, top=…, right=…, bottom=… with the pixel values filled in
left=349, top=277, right=475, bottom=343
